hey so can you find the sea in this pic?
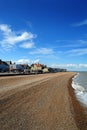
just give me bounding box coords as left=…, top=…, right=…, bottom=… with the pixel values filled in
left=72, top=72, right=87, bottom=107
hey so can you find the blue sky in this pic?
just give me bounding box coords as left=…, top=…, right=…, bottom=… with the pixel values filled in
left=0, top=0, right=87, bottom=71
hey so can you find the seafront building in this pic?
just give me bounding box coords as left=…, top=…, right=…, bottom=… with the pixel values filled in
left=0, top=59, right=67, bottom=74
left=30, top=63, right=49, bottom=73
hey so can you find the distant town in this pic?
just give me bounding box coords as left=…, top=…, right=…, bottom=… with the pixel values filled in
left=0, top=59, right=67, bottom=74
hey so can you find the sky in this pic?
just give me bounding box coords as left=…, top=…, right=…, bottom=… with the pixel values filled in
left=0, top=0, right=87, bottom=71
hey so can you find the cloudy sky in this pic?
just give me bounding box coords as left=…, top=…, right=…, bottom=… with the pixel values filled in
left=0, top=0, right=87, bottom=71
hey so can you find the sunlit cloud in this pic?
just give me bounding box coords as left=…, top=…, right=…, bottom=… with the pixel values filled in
left=56, top=40, right=87, bottom=48
left=33, top=59, right=40, bottom=63
left=30, top=48, right=54, bottom=54
left=16, top=58, right=40, bottom=64
left=20, top=42, right=35, bottom=48
left=67, top=48, right=87, bottom=56
left=0, top=24, right=36, bottom=50
left=16, top=59, right=31, bottom=64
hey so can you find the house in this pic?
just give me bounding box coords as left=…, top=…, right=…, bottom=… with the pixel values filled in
left=20, top=64, right=30, bottom=74
left=0, top=60, right=9, bottom=72
left=6, top=61, right=17, bottom=72
left=9, top=64, right=30, bottom=73
left=6, top=61, right=30, bottom=74
left=30, top=63, right=45, bottom=74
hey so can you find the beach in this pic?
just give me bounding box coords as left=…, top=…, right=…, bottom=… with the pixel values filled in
left=0, top=72, right=87, bottom=130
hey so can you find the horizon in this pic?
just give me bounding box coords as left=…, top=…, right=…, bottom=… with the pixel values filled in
left=0, top=0, right=87, bottom=71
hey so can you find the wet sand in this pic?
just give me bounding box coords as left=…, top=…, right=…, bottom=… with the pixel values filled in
left=0, top=72, right=86, bottom=130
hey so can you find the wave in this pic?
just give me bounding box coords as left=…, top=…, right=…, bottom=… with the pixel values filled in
left=72, top=73, right=87, bottom=107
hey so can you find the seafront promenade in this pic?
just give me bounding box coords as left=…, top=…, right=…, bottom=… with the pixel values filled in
left=0, top=72, right=86, bottom=130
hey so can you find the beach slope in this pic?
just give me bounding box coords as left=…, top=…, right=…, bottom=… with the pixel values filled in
left=0, top=72, right=78, bottom=130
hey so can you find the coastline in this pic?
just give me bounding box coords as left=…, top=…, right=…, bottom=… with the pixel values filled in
left=68, top=76, right=87, bottom=130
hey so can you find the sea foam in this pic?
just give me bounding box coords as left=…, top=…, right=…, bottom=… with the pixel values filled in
left=72, top=73, right=87, bottom=107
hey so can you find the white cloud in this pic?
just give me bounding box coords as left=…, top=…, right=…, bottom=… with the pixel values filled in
left=71, top=19, right=87, bottom=27
left=16, top=59, right=31, bottom=64
left=56, top=40, right=87, bottom=48
left=67, top=48, right=87, bottom=56
left=16, top=58, right=40, bottom=64
left=0, top=24, right=36, bottom=50
left=0, top=24, right=11, bottom=33
left=30, top=48, right=53, bottom=54
left=20, top=42, right=34, bottom=48
left=33, top=59, right=40, bottom=63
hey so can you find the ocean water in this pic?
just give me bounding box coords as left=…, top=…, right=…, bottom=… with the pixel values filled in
left=72, top=72, right=87, bottom=107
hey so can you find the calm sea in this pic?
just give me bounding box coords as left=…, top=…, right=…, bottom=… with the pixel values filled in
left=72, top=72, right=87, bottom=107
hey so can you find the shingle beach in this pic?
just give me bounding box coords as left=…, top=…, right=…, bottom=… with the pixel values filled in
left=0, top=72, right=87, bottom=130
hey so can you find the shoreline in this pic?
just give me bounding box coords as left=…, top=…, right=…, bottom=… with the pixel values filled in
left=68, top=76, right=87, bottom=130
